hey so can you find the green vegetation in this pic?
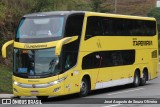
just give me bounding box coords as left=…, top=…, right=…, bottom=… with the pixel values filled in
left=0, top=65, right=12, bottom=93
left=147, top=7, right=160, bottom=37
left=148, top=7, right=160, bottom=54
left=148, top=7, right=160, bottom=25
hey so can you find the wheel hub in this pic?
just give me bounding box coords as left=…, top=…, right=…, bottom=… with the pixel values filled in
left=81, top=81, right=87, bottom=93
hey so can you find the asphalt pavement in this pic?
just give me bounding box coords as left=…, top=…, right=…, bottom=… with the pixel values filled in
left=1, top=65, right=160, bottom=107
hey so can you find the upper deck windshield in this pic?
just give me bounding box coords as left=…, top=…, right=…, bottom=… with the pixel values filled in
left=16, top=16, right=64, bottom=43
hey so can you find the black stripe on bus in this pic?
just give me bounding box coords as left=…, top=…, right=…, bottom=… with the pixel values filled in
left=82, top=50, right=135, bottom=70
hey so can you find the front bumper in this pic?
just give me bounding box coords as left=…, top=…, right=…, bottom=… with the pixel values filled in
left=13, top=83, right=64, bottom=96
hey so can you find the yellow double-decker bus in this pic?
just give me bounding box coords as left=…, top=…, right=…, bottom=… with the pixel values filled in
left=2, top=11, right=158, bottom=100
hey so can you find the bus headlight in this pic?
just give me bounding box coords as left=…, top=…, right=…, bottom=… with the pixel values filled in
left=13, top=81, right=21, bottom=86
left=49, top=77, right=67, bottom=86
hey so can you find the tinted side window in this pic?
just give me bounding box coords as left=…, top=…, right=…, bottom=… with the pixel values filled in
left=101, top=17, right=156, bottom=36
left=62, top=14, right=84, bottom=71
left=121, top=50, right=135, bottom=65
left=100, top=50, right=135, bottom=67
left=82, top=52, right=101, bottom=69
left=102, top=18, right=127, bottom=36
left=85, top=17, right=103, bottom=40
left=65, top=15, right=84, bottom=36
left=85, top=16, right=156, bottom=39
left=82, top=50, right=135, bottom=70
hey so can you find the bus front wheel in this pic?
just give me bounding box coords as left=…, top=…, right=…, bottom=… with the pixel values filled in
left=79, top=78, right=90, bottom=97
left=132, top=71, right=140, bottom=87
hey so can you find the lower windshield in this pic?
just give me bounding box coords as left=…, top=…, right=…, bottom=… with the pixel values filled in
left=13, top=48, right=61, bottom=78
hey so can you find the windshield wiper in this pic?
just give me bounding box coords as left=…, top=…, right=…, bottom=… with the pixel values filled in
left=41, top=71, right=60, bottom=76
left=48, top=57, right=59, bottom=73
left=41, top=72, right=51, bottom=74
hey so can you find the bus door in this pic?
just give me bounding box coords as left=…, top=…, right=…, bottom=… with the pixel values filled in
left=95, top=51, right=113, bottom=89
left=81, top=34, right=103, bottom=90
left=82, top=16, right=106, bottom=89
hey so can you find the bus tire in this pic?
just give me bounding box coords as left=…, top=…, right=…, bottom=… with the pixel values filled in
left=79, top=78, right=90, bottom=97
left=36, top=96, right=48, bottom=101
left=132, top=71, right=140, bottom=87
left=140, top=71, right=147, bottom=86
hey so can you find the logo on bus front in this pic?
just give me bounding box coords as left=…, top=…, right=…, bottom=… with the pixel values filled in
left=24, top=44, right=47, bottom=49
left=32, top=84, right=36, bottom=88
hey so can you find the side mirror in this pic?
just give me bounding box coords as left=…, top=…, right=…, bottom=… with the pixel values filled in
left=55, top=36, right=78, bottom=56
left=2, top=40, right=14, bottom=58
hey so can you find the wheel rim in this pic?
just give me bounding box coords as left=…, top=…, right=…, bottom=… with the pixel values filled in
left=135, top=74, right=139, bottom=84
left=80, top=81, right=87, bottom=94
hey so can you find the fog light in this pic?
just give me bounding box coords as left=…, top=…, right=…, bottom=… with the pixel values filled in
left=53, top=87, right=61, bottom=92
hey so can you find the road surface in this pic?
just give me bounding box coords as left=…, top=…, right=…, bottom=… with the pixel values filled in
left=1, top=65, right=160, bottom=107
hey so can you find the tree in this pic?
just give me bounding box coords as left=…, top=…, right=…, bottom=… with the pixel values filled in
left=66, top=0, right=91, bottom=11
left=0, top=0, right=36, bottom=65
left=147, top=7, right=160, bottom=53
left=91, top=0, right=102, bottom=12
left=32, top=0, right=91, bottom=12
left=147, top=7, right=160, bottom=38
left=147, top=7, right=160, bottom=24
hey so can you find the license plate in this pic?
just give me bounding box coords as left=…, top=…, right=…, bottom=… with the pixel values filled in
left=30, top=91, right=39, bottom=95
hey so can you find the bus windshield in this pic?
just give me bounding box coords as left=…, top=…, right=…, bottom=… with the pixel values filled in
left=13, top=48, right=61, bottom=78
left=16, top=16, right=64, bottom=42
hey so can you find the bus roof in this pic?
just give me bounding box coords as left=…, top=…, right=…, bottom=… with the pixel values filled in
left=24, top=11, right=156, bottom=21
left=23, top=11, right=85, bottom=17
left=86, top=12, right=156, bottom=21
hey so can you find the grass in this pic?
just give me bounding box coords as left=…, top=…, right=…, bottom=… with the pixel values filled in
left=0, top=65, right=12, bottom=93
